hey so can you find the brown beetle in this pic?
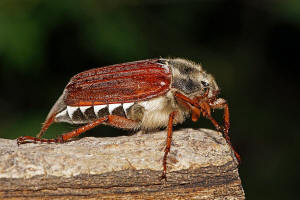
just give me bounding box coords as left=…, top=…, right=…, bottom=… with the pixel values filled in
left=17, top=58, right=240, bottom=179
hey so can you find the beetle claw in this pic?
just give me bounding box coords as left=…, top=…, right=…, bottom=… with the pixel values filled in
left=160, top=172, right=167, bottom=181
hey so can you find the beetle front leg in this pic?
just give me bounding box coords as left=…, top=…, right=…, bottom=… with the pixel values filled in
left=209, top=99, right=240, bottom=162
left=209, top=98, right=230, bottom=134
left=161, top=111, right=177, bottom=181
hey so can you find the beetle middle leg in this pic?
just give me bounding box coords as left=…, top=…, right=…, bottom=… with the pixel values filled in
left=161, top=111, right=177, bottom=180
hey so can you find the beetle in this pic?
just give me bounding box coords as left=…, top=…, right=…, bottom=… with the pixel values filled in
left=17, top=58, right=240, bottom=180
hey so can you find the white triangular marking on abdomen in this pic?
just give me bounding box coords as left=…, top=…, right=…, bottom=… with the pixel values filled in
left=80, top=106, right=91, bottom=114
left=56, top=109, right=68, bottom=118
left=123, top=102, right=134, bottom=116
left=94, top=105, right=107, bottom=116
left=67, top=106, right=78, bottom=118
left=108, top=103, right=121, bottom=114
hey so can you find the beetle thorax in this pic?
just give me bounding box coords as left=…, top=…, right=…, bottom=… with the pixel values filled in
left=169, top=58, right=219, bottom=99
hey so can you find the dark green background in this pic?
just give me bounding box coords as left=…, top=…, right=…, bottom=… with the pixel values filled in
left=0, top=0, right=299, bottom=199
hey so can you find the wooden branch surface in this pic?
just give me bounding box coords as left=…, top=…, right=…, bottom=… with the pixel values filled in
left=0, top=128, right=245, bottom=199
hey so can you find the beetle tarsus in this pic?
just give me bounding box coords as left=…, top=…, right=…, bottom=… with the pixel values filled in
left=17, top=135, right=65, bottom=145
left=160, top=172, right=167, bottom=181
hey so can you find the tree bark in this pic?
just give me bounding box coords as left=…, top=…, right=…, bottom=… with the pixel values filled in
left=0, top=128, right=245, bottom=199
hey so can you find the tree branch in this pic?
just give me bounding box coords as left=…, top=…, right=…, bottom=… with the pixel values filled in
left=0, top=128, right=245, bottom=199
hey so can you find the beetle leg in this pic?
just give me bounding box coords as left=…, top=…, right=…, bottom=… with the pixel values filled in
left=209, top=99, right=229, bottom=133
left=17, top=115, right=140, bottom=145
left=191, top=106, right=201, bottom=122
left=175, top=91, right=224, bottom=131
left=174, top=92, right=199, bottom=108
left=16, top=136, right=65, bottom=145
left=60, top=115, right=139, bottom=142
left=17, top=116, right=109, bottom=145
left=209, top=99, right=240, bottom=162
left=199, top=101, right=222, bottom=131
left=161, top=111, right=177, bottom=181
left=174, top=91, right=240, bottom=162
left=36, top=113, right=56, bottom=138
left=60, top=116, right=110, bottom=141
left=176, top=97, right=201, bottom=122
left=106, top=115, right=140, bottom=129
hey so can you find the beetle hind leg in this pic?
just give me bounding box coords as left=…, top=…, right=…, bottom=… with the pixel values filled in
left=17, top=116, right=109, bottom=145
left=17, top=115, right=140, bottom=145
left=36, top=113, right=56, bottom=138
left=17, top=113, right=59, bottom=145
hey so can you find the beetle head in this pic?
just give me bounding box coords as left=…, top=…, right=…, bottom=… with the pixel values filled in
left=169, top=58, right=219, bottom=99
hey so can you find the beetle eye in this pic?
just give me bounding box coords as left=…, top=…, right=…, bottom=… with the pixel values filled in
left=201, top=81, right=209, bottom=87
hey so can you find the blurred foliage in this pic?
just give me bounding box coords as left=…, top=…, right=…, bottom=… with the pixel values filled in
left=0, top=0, right=300, bottom=199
